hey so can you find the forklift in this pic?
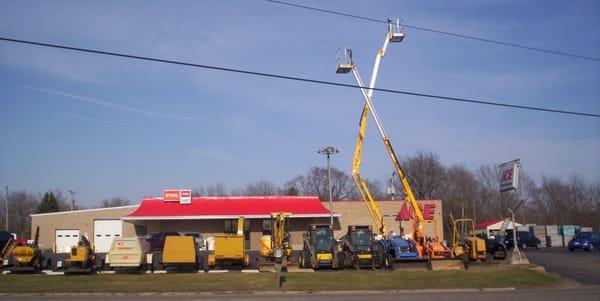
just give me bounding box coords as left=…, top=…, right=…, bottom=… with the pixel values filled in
left=338, top=225, right=382, bottom=269
left=299, top=224, right=339, bottom=269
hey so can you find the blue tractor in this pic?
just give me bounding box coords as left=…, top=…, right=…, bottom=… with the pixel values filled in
left=380, top=233, right=429, bottom=270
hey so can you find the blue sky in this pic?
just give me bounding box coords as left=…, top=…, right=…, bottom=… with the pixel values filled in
left=1, top=0, right=598, bottom=207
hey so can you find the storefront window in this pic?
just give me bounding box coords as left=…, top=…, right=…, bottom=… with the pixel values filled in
left=224, top=219, right=249, bottom=234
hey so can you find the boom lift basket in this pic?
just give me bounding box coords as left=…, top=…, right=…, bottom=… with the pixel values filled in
left=336, top=48, right=353, bottom=73
left=388, top=18, right=405, bottom=43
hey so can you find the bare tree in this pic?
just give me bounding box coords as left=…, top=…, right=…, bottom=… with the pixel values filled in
left=4, top=191, right=39, bottom=238
left=205, top=183, right=228, bottom=196
left=239, top=180, right=279, bottom=196
left=286, top=167, right=354, bottom=201
left=101, top=197, right=131, bottom=208
left=401, top=151, right=446, bottom=200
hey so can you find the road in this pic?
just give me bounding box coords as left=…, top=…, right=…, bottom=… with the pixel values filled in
left=0, top=286, right=599, bottom=301
left=523, top=247, right=600, bottom=285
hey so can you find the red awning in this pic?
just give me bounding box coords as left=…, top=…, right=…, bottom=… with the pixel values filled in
left=475, top=220, right=503, bottom=229
left=123, top=196, right=338, bottom=220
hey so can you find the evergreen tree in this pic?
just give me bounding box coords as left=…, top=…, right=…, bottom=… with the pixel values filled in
left=36, top=191, right=59, bottom=213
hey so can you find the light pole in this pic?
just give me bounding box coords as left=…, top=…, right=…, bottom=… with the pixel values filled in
left=5, top=185, right=8, bottom=231
left=317, top=146, right=339, bottom=226
left=68, top=190, right=77, bottom=211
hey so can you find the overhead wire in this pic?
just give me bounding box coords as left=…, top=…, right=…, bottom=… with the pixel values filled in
left=0, top=36, right=598, bottom=118
left=266, top=0, right=600, bottom=63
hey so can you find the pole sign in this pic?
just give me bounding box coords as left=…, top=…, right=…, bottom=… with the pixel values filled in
left=499, top=159, right=520, bottom=192
left=163, top=189, right=192, bottom=204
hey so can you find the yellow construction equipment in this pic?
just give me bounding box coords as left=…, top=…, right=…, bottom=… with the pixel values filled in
left=64, top=235, right=97, bottom=274
left=162, top=235, right=199, bottom=272
left=299, top=224, right=339, bottom=270
left=257, top=212, right=296, bottom=272
left=449, top=214, right=487, bottom=267
left=337, top=19, right=462, bottom=270
left=8, top=226, right=45, bottom=273
left=204, top=216, right=249, bottom=272
left=107, top=237, right=151, bottom=273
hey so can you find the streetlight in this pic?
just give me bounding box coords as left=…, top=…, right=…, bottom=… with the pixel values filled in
left=317, top=146, right=339, bottom=227
left=68, top=190, right=77, bottom=211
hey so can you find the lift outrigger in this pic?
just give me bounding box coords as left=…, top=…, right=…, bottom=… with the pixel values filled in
left=336, top=19, right=463, bottom=271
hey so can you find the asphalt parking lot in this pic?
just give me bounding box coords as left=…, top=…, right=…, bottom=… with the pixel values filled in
left=523, top=247, right=600, bottom=285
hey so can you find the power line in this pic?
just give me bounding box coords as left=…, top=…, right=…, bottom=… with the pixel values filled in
left=266, top=0, right=600, bottom=63
left=0, top=36, right=598, bottom=118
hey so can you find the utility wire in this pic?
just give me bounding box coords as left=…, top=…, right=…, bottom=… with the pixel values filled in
left=266, top=0, right=600, bottom=63
left=0, top=36, right=598, bottom=118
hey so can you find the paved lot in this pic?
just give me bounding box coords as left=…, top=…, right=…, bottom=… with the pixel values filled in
left=523, top=247, right=600, bottom=285
left=0, top=286, right=599, bottom=301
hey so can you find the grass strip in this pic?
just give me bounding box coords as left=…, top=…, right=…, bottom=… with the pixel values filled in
left=0, top=266, right=564, bottom=293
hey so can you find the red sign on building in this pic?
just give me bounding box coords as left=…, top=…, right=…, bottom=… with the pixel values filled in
left=395, top=202, right=436, bottom=221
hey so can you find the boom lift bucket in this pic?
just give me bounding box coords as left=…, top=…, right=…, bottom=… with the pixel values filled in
left=336, top=48, right=353, bottom=73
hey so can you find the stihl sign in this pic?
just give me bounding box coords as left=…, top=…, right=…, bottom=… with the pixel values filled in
left=499, top=159, right=520, bottom=192
left=163, top=189, right=192, bottom=204
left=396, top=202, right=436, bottom=221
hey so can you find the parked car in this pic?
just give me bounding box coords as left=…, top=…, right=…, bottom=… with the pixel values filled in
left=568, top=232, right=600, bottom=252
left=147, top=232, right=181, bottom=251
left=485, top=237, right=507, bottom=259
left=516, top=231, right=542, bottom=249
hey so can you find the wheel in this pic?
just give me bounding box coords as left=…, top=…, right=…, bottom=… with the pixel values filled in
left=303, top=250, right=312, bottom=269
left=353, top=256, right=360, bottom=270
left=461, top=254, right=469, bottom=270
left=298, top=254, right=304, bottom=268
left=385, top=253, right=395, bottom=271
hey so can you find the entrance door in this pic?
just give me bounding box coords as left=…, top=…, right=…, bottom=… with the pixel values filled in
left=55, top=229, right=80, bottom=253
left=93, top=220, right=122, bottom=253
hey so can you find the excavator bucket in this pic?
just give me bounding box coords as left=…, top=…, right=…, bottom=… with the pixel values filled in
left=429, top=257, right=465, bottom=271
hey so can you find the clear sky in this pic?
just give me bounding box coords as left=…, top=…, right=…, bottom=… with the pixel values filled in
left=1, top=0, right=598, bottom=207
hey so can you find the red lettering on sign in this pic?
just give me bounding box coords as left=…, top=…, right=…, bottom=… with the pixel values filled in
left=501, top=169, right=513, bottom=182
left=396, top=202, right=436, bottom=221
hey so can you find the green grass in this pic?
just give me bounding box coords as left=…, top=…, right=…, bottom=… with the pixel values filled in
left=0, top=265, right=565, bottom=293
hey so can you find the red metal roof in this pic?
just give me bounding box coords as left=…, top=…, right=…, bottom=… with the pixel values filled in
left=123, top=196, right=337, bottom=220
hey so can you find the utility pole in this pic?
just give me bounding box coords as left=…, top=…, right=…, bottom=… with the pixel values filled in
left=317, top=146, right=339, bottom=227
left=68, top=190, right=77, bottom=211
left=5, top=185, right=8, bottom=231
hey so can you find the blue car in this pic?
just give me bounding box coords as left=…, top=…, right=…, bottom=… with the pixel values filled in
left=568, top=232, right=599, bottom=252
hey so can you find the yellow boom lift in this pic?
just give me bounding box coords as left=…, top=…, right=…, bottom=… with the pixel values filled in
left=257, top=212, right=296, bottom=272
left=337, top=19, right=463, bottom=270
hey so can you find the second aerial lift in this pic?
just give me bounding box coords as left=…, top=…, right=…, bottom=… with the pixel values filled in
left=337, top=19, right=462, bottom=271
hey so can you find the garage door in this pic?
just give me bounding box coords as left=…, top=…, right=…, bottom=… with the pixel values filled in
left=94, top=220, right=122, bottom=253
left=56, top=229, right=80, bottom=253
